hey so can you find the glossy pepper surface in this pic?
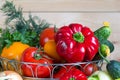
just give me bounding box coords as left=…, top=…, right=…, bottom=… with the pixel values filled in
left=1, top=42, right=30, bottom=61
left=60, top=68, right=87, bottom=80
left=55, top=23, right=99, bottom=62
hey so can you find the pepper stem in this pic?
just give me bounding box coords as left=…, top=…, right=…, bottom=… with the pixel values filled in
left=73, top=32, right=84, bottom=43
left=54, top=25, right=58, bottom=33
left=70, top=78, right=75, bottom=80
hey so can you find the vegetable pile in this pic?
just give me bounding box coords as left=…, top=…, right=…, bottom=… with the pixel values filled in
left=0, top=1, right=119, bottom=80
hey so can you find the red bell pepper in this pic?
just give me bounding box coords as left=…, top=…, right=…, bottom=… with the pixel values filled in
left=60, top=68, right=87, bottom=80
left=55, top=23, right=99, bottom=62
left=53, top=66, right=76, bottom=78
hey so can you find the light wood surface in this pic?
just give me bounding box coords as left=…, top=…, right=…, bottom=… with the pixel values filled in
left=0, top=0, right=120, bottom=61
left=0, top=0, right=120, bottom=12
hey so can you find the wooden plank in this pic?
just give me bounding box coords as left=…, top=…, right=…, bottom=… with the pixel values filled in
left=0, top=13, right=120, bottom=32
left=0, top=0, right=120, bottom=12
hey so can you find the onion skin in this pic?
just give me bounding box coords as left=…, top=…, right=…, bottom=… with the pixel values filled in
left=0, top=71, right=23, bottom=80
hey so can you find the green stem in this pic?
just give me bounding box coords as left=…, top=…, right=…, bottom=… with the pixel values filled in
left=70, top=78, right=75, bottom=80
left=0, top=28, right=2, bottom=33
left=54, top=25, right=58, bottom=33
left=34, top=53, right=42, bottom=60
left=73, top=32, right=84, bottom=43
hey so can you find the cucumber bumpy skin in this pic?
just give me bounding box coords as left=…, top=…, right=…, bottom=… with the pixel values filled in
left=106, top=60, right=120, bottom=79
left=94, top=22, right=111, bottom=41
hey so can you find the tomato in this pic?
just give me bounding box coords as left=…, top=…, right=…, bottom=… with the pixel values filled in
left=0, top=71, right=23, bottom=80
left=82, top=63, right=98, bottom=76
left=21, top=47, right=53, bottom=78
left=39, top=27, right=56, bottom=47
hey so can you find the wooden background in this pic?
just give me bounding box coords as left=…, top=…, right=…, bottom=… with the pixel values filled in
left=0, top=0, right=120, bottom=61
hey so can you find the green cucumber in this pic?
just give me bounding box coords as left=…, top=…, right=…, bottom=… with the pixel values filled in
left=93, top=40, right=114, bottom=60
left=94, top=22, right=111, bottom=41
left=106, top=60, right=120, bottom=79
left=101, top=40, right=114, bottom=53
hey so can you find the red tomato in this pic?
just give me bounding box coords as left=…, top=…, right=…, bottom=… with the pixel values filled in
left=21, top=47, right=53, bottom=78
left=39, top=27, right=56, bottom=47
left=82, top=63, right=98, bottom=76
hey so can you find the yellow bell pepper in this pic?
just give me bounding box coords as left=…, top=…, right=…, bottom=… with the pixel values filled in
left=1, top=42, right=30, bottom=61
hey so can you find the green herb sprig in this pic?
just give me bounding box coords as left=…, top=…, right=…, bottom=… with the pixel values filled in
left=0, top=1, right=51, bottom=53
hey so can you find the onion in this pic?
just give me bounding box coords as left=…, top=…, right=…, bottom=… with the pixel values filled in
left=0, top=71, right=23, bottom=80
